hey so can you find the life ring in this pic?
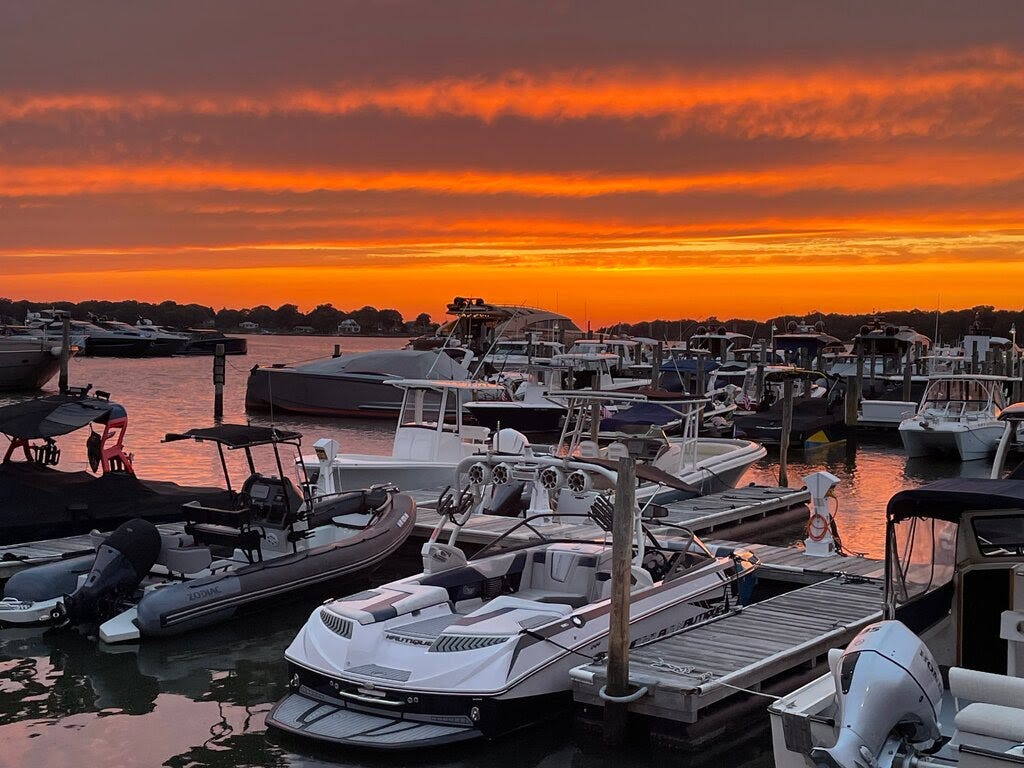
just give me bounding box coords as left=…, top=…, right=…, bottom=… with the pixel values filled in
left=807, top=512, right=829, bottom=542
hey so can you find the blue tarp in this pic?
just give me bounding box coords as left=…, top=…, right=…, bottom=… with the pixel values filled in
left=600, top=401, right=682, bottom=430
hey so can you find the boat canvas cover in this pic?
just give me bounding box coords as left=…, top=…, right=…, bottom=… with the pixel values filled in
left=660, top=358, right=719, bottom=374
left=0, top=395, right=125, bottom=439
left=0, top=463, right=230, bottom=544
left=887, top=478, right=1024, bottom=523
left=286, top=350, right=469, bottom=380
left=164, top=424, right=302, bottom=448
left=600, top=401, right=683, bottom=431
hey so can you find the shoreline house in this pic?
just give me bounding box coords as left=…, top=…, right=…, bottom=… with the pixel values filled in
left=337, top=319, right=361, bottom=335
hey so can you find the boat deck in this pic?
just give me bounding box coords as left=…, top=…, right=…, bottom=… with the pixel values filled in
left=570, top=576, right=883, bottom=725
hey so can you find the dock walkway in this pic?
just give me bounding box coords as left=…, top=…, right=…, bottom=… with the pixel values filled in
left=570, top=576, right=882, bottom=724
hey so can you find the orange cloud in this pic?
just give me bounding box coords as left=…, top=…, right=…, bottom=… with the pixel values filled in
left=3, top=148, right=1023, bottom=199
left=1, top=46, right=1022, bottom=139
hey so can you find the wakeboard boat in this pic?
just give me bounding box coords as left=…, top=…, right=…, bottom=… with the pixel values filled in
left=268, top=482, right=758, bottom=748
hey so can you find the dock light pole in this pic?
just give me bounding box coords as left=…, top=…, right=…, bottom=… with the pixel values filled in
left=604, top=455, right=637, bottom=746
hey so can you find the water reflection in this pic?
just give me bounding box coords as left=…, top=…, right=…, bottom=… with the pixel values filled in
left=0, top=336, right=1010, bottom=767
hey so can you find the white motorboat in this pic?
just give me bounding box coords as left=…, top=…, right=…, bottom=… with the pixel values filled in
left=480, top=337, right=565, bottom=371
left=267, top=480, right=759, bottom=749
left=305, top=379, right=530, bottom=491
left=768, top=475, right=1024, bottom=768
left=899, top=375, right=1008, bottom=461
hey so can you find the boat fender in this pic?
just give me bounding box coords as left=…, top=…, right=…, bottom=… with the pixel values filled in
left=86, top=431, right=102, bottom=472
left=62, top=518, right=162, bottom=624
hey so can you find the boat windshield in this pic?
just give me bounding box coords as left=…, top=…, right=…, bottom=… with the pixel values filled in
left=888, top=516, right=958, bottom=604
left=399, top=387, right=460, bottom=431
left=971, top=514, right=1024, bottom=557
left=920, top=378, right=1003, bottom=414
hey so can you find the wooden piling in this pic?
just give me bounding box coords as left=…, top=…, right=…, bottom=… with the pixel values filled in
left=333, top=344, right=341, bottom=358
left=754, top=363, right=765, bottom=404
left=779, top=378, right=794, bottom=488
left=902, top=347, right=913, bottom=402
left=845, top=375, right=860, bottom=427
left=58, top=315, right=70, bottom=394
left=213, top=343, right=226, bottom=421
left=971, top=344, right=979, bottom=375
left=604, top=455, right=637, bottom=746
left=696, top=353, right=706, bottom=395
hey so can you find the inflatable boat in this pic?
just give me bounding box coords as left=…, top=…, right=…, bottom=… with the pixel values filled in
left=0, top=424, right=415, bottom=643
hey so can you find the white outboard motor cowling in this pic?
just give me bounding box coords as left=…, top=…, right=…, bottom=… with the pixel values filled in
left=813, top=620, right=942, bottom=768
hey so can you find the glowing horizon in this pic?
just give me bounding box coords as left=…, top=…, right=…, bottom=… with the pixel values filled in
left=2, top=4, right=1022, bottom=328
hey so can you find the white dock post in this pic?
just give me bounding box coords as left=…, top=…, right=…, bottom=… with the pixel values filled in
left=802, top=471, right=841, bottom=556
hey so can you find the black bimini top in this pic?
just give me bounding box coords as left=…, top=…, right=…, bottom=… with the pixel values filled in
left=0, top=395, right=126, bottom=439
left=164, top=424, right=302, bottom=449
left=887, top=477, right=1024, bottom=524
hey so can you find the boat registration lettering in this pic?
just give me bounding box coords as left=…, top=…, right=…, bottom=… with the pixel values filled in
left=397, top=512, right=409, bottom=528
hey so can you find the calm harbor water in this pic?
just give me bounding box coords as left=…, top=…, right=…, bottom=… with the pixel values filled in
left=0, top=336, right=988, bottom=768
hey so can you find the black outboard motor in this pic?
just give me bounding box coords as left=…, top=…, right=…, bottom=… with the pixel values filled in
left=60, top=518, right=162, bottom=624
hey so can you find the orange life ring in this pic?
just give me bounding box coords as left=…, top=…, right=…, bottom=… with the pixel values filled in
left=807, top=512, right=829, bottom=542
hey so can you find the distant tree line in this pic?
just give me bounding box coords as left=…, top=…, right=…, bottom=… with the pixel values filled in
left=0, top=297, right=437, bottom=336
left=601, top=305, right=1024, bottom=346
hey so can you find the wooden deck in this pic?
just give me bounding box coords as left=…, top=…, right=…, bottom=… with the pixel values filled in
left=570, top=576, right=883, bottom=724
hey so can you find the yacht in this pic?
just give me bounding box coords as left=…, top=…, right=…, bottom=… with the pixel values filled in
left=133, top=319, right=191, bottom=355
left=899, top=374, right=1008, bottom=461
left=26, top=311, right=154, bottom=357
left=267, top=480, right=759, bottom=749
left=480, top=337, right=565, bottom=371
left=0, top=332, right=74, bottom=390
left=768, top=472, right=1024, bottom=768
left=246, top=348, right=472, bottom=417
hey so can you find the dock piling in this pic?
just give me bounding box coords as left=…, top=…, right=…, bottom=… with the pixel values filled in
left=58, top=315, right=70, bottom=393
left=213, top=343, right=226, bottom=420
left=901, top=347, right=913, bottom=402
left=778, top=378, right=794, bottom=487
left=603, top=456, right=637, bottom=746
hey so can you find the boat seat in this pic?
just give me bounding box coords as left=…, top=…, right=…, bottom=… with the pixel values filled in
left=162, top=545, right=213, bottom=575
left=182, top=501, right=252, bottom=527
left=517, top=545, right=604, bottom=609
left=184, top=522, right=261, bottom=561
left=954, top=702, right=1024, bottom=743
left=475, top=594, right=571, bottom=617
left=950, top=666, right=1024, bottom=710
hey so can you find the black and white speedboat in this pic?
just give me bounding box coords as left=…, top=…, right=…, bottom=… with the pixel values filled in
left=0, top=424, right=416, bottom=643
left=267, top=483, right=758, bottom=749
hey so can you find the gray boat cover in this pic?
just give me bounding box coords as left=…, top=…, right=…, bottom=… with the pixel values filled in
left=0, top=395, right=124, bottom=439
left=286, top=350, right=469, bottom=380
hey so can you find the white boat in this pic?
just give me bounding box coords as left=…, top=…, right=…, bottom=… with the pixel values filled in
left=267, top=480, right=759, bottom=749
left=899, top=375, right=1008, bottom=461
left=480, top=337, right=565, bottom=370
left=304, top=379, right=529, bottom=491
left=768, top=475, right=1024, bottom=768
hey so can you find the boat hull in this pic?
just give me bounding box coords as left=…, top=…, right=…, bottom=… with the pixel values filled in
left=0, top=346, right=60, bottom=391
left=899, top=420, right=1004, bottom=461
left=246, top=369, right=403, bottom=417
left=81, top=336, right=154, bottom=357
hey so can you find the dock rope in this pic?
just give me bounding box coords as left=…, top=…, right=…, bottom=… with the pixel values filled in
left=649, top=658, right=782, bottom=700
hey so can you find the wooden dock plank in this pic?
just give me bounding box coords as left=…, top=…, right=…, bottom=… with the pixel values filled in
left=571, top=577, right=882, bottom=724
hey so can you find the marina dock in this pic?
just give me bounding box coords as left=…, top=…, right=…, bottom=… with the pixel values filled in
left=411, top=483, right=812, bottom=543
left=570, top=576, right=883, bottom=728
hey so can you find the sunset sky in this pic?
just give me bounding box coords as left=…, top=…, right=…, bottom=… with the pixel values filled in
left=2, top=2, right=1023, bottom=326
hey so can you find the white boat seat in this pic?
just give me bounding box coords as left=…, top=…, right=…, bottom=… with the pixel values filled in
left=949, top=666, right=1024, bottom=710
left=162, top=545, right=213, bottom=575
left=955, top=702, right=1024, bottom=742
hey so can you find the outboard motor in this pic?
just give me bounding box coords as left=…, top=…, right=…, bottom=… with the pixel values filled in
left=812, top=621, right=942, bottom=768
left=60, top=518, right=162, bottom=625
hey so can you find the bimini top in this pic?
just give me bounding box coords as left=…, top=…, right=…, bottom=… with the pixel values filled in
left=0, top=394, right=126, bottom=439
left=887, top=477, right=1024, bottom=523
left=164, top=424, right=302, bottom=449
